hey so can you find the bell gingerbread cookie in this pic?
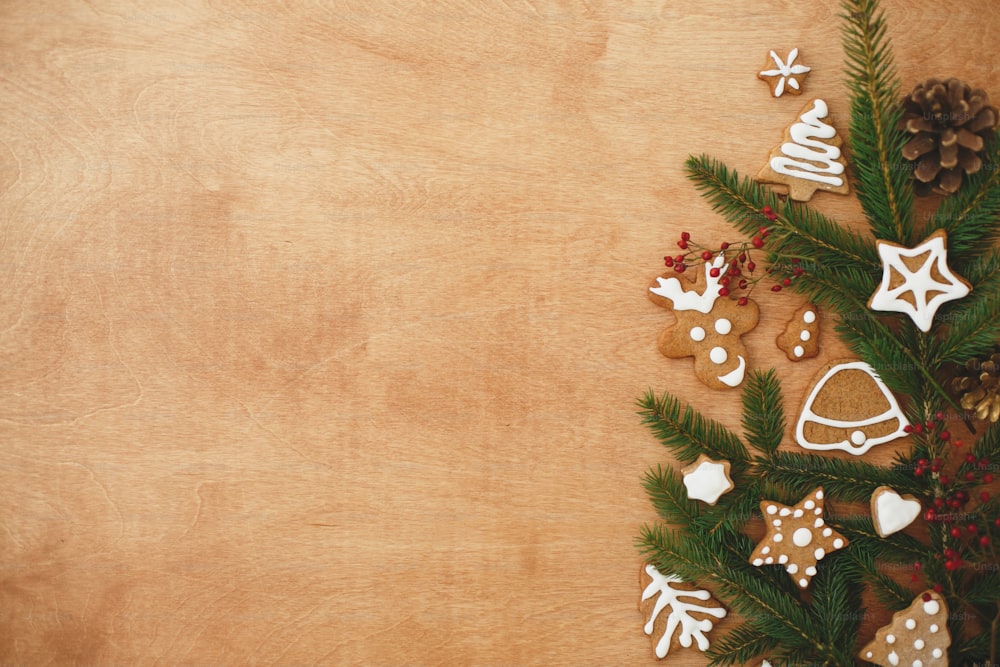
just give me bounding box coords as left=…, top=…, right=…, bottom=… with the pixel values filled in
left=795, top=359, right=908, bottom=455
left=649, top=255, right=759, bottom=390
left=859, top=591, right=951, bottom=666
left=639, top=563, right=727, bottom=659
left=777, top=303, right=820, bottom=361
left=757, top=48, right=811, bottom=97
left=749, top=487, right=848, bottom=589
left=871, top=486, right=921, bottom=537
left=757, top=98, right=850, bottom=201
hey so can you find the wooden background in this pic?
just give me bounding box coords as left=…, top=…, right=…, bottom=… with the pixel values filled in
left=1, top=1, right=997, bottom=664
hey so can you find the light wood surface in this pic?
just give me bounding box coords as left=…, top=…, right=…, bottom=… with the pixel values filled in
left=1, top=1, right=997, bottom=664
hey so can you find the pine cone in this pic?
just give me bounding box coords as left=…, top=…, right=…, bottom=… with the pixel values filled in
left=951, top=346, right=1000, bottom=422
left=899, top=78, right=998, bottom=195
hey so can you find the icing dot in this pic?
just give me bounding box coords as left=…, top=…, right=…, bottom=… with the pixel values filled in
left=886, top=634, right=895, bottom=644
left=779, top=508, right=791, bottom=517
left=923, top=600, right=940, bottom=615
left=850, top=430, right=866, bottom=445
left=793, top=509, right=804, bottom=518
left=714, top=318, right=732, bottom=335
left=932, top=649, right=942, bottom=658
left=773, top=533, right=783, bottom=543
left=793, top=345, right=804, bottom=357
left=814, top=507, right=822, bottom=515
left=914, top=639, right=924, bottom=650
left=753, top=558, right=764, bottom=566
left=792, top=528, right=813, bottom=547
left=787, top=563, right=799, bottom=574
left=888, top=651, right=899, bottom=666
left=815, top=490, right=824, bottom=500
left=866, top=651, right=873, bottom=658
left=804, top=500, right=816, bottom=510
left=772, top=519, right=782, bottom=527
left=709, top=346, right=728, bottom=364
left=814, top=517, right=824, bottom=528
left=913, top=662, right=922, bottom=667
left=805, top=566, right=816, bottom=576
left=929, top=624, right=938, bottom=633
left=814, top=547, right=825, bottom=560
left=905, top=619, right=916, bottom=630
left=689, top=326, right=706, bottom=341
left=761, top=546, right=770, bottom=554
left=766, top=505, right=777, bottom=514
left=803, top=310, right=816, bottom=323
left=778, top=554, right=788, bottom=564
left=798, top=578, right=808, bottom=587
left=800, top=330, right=811, bottom=341
left=764, top=556, right=774, bottom=564
left=822, top=527, right=832, bottom=537
left=833, top=538, right=844, bottom=549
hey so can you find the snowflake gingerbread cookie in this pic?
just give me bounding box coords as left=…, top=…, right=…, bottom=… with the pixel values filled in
left=639, top=563, right=727, bottom=659
left=749, top=488, right=848, bottom=589
left=649, top=255, right=759, bottom=390
left=868, top=229, right=971, bottom=332
left=859, top=591, right=950, bottom=666
left=757, top=98, right=850, bottom=201
left=758, top=48, right=811, bottom=97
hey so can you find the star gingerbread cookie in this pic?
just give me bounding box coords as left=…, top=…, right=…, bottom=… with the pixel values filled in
left=649, top=255, right=759, bottom=390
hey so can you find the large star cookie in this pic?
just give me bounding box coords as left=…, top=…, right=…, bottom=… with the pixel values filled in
left=749, top=488, right=848, bottom=588
left=869, top=229, right=971, bottom=332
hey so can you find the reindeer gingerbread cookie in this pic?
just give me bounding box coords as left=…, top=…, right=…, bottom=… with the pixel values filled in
left=649, top=255, right=759, bottom=390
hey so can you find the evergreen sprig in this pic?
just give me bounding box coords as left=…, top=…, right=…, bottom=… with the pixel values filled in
left=741, top=369, right=784, bottom=456
left=637, top=389, right=750, bottom=467
left=755, top=451, right=921, bottom=503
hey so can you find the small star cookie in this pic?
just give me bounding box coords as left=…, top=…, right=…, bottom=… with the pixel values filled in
left=682, top=454, right=734, bottom=505
left=758, top=48, right=811, bottom=97
left=749, top=488, right=848, bottom=588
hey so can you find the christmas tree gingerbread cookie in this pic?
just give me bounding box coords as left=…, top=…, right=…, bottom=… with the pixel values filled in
left=859, top=591, right=950, bottom=666
left=757, top=98, right=850, bottom=201
left=776, top=303, right=820, bottom=361
left=649, top=255, right=759, bottom=390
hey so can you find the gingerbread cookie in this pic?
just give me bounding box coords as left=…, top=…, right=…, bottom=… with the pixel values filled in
left=871, top=486, right=921, bottom=537
left=757, top=98, right=850, bottom=201
left=859, top=591, right=950, bottom=666
left=639, top=563, right=727, bottom=659
left=777, top=303, right=820, bottom=361
left=758, top=48, right=811, bottom=97
left=649, top=255, right=759, bottom=390
left=749, top=488, right=848, bottom=589
left=682, top=454, right=734, bottom=506
left=795, top=360, right=909, bottom=455
left=869, top=229, right=971, bottom=332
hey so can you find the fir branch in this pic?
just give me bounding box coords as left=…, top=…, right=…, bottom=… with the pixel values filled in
left=839, top=549, right=911, bottom=610
left=810, top=555, right=864, bottom=662
left=972, top=421, right=1000, bottom=463
left=741, top=369, right=785, bottom=456
left=755, top=451, right=921, bottom=503
left=928, top=136, right=1000, bottom=259
left=966, top=571, right=1000, bottom=606
left=841, top=0, right=913, bottom=242
left=934, top=260, right=1000, bottom=365
left=637, top=389, right=750, bottom=465
left=705, top=623, right=778, bottom=666
left=642, top=464, right=700, bottom=526
left=835, top=516, right=928, bottom=562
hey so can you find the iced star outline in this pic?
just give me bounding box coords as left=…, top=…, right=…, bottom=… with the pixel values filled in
left=868, top=230, right=970, bottom=332
left=749, top=487, right=849, bottom=589
left=759, top=48, right=811, bottom=97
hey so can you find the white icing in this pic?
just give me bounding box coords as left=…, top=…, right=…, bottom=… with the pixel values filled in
left=650, top=253, right=729, bottom=314
left=869, top=233, right=971, bottom=332
left=798, top=578, right=808, bottom=588
left=778, top=554, right=788, bottom=564
left=801, top=330, right=811, bottom=341
left=929, top=624, right=938, bottom=633
left=793, top=509, right=804, bottom=518
left=913, top=661, right=922, bottom=667
left=873, top=488, right=921, bottom=536
left=690, top=326, right=706, bottom=342
left=709, top=346, right=728, bottom=364
left=683, top=458, right=733, bottom=505
left=773, top=533, right=783, bottom=543
left=772, top=519, right=781, bottom=527
left=793, top=528, right=813, bottom=547
left=914, top=639, right=924, bottom=650
left=714, top=318, right=732, bottom=334
left=803, top=310, right=816, bottom=323
left=822, top=528, right=832, bottom=537
left=887, top=634, right=895, bottom=643
left=850, top=430, right=866, bottom=445
left=642, top=564, right=727, bottom=657
left=814, top=548, right=825, bottom=560
left=932, top=648, right=942, bottom=658
left=923, top=600, right=940, bottom=615
left=793, top=345, right=804, bottom=357
left=814, top=507, right=822, bottom=515
left=779, top=508, right=791, bottom=516
left=753, top=558, right=763, bottom=566
left=717, top=355, right=747, bottom=387
left=805, top=566, right=816, bottom=576
left=815, top=490, right=823, bottom=500
left=770, top=99, right=845, bottom=186
left=761, top=546, right=770, bottom=554
left=759, top=48, right=811, bottom=98
left=804, top=500, right=815, bottom=510
left=764, top=556, right=773, bottom=564
left=787, top=563, right=798, bottom=574
left=867, top=651, right=873, bottom=658
left=905, top=619, right=916, bottom=630
left=833, top=538, right=844, bottom=549
left=888, top=651, right=899, bottom=666
left=766, top=505, right=777, bottom=514
left=795, top=361, right=909, bottom=454
left=814, top=518, right=824, bottom=528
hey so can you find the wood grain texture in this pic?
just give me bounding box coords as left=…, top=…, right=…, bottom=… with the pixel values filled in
left=0, top=1, right=997, bottom=664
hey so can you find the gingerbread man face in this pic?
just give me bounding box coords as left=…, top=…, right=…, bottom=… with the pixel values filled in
left=649, top=257, right=759, bottom=390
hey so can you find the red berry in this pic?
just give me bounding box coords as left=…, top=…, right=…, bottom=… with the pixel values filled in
left=918, top=458, right=929, bottom=466
left=678, top=240, right=689, bottom=249
left=933, top=583, right=944, bottom=594
left=925, top=509, right=936, bottom=521
left=915, top=467, right=924, bottom=476
left=681, top=232, right=690, bottom=241
left=922, top=592, right=932, bottom=601
left=952, top=439, right=963, bottom=448
left=980, top=536, right=990, bottom=547
left=738, top=279, right=748, bottom=289
left=910, top=573, right=920, bottom=582
left=967, top=523, right=978, bottom=534
left=762, top=205, right=772, bottom=213
left=930, top=463, right=941, bottom=473
left=981, top=492, right=990, bottom=503
left=940, top=475, right=950, bottom=486
left=995, top=518, right=1000, bottom=527
left=782, top=278, right=791, bottom=287
left=771, top=285, right=782, bottom=292
left=720, top=242, right=730, bottom=250
left=945, top=560, right=958, bottom=571
left=904, top=425, right=914, bottom=433
left=709, top=267, right=721, bottom=278
left=701, top=250, right=713, bottom=261
left=752, top=237, right=764, bottom=248
left=966, top=471, right=977, bottom=482
left=944, top=548, right=956, bottom=558
left=933, top=498, right=944, bottom=509
left=950, top=527, right=962, bottom=538
left=747, top=261, right=756, bottom=272
left=985, top=473, right=994, bottom=483
left=966, top=454, right=977, bottom=464
left=914, top=424, right=924, bottom=434
left=738, top=253, right=747, bottom=262
left=674, top=264, right=686, bottom=273
left=737, top=297, right=748, bottom=306
left=718, top=287, right=730, bottom=297
left=913, top=561, right=923, bottom=571
left=980, top=458, right=990, bottom=468
left=935, top=411, right=945, bottom=421
left=664, top=256, right=674, bottom=267
left=730, top=267, right=742, bottom=277
left=926, top=420, right=935, bottom=430
left=721, top=276, right=731, bottom=286
left=764, top=211, right=777, bottom=221
left=940, top=430, right=950, bottom=441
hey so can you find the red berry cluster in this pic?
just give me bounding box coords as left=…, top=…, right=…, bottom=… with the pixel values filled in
left=662, top=208, right=803, bottom=304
